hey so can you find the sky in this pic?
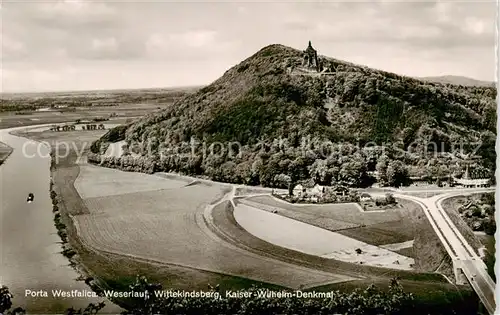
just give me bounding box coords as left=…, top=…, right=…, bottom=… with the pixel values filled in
left=1, top=0, right=497, bottom=93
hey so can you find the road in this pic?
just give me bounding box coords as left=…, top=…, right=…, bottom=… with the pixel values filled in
left=393, top=188, right=496, bottom=315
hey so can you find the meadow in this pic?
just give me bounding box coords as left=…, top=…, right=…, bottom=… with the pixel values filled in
left=245, top=195, right=404, bottom=234
left=242, top=195, right=452, bottom=277
left=73, top=165, right=350, bottom=289
left=233, top=202, right=414, bottom=270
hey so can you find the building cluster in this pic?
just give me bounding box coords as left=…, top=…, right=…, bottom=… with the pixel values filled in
left=291, top=182, right=359, bottom=203
left=49, top=124, right=106, bottom=132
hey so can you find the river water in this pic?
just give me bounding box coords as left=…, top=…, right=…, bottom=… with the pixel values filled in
left=0, top=126, right=121, bottom=314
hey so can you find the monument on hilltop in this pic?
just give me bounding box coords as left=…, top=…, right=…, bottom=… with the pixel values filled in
left=302, top=41, right=321, bottom=72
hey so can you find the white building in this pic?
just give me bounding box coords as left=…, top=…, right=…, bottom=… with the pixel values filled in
left=359, top=193, right=372, bottom=202
left=292, top=183, right=325, bottom=198
left=292, top=184, right=305, bottom=197
left=453, top=166, right=490, bottom=188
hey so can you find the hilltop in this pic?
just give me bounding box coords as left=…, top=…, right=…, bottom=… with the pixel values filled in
left=91, top=43, right=497, bottom=188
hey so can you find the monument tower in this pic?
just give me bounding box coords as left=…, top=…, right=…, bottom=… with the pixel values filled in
left=302, top=41, right=320, bottom=72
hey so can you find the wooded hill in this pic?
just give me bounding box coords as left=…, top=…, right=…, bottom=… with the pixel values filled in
left=91, top=44, right=497, bottom=188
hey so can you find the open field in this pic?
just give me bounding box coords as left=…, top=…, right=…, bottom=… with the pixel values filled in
left=394, top=247, right=415, bottom=258
left=75, top=165, right=189, bottom=198
left=0, top=87, right=194, bottom=130
left=234, top=203, right=414, bottom=270
left=245, top=195, right=404, bottom=234
left=210, top=197, right=467, bottom=298
left=0, top=110, right=140, bottom=129
left=16, top=129, right=109, bottom=142
left=235, top=186, right=275, bottom=196
left=243, top=195, right=453, bottom=278
left=238, top=198, right=360, bottom=231
left=212, top=200, right=453, bottom=282
left=338, top=220, right=415, bottom=245
left=44, top=143, right=297, bottom=308
left=74, top=165, right=352, bottom=289
left=1, top=86, right=196, bottom=111
left=379, top=240, right=414, bottom=251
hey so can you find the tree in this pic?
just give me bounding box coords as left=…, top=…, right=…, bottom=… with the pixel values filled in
left=234, top=161, right=253, bottom=184
left=0, top=285, right=14, bottom=314
left=386, top=160, right=410, bottom=187
left=338, top=154, right=369, bottom=187
left=125, top=275, right=162, bottom=315
left=375, top=155, right=389, bottom=186
left=251, top=158, right=264, bottom=185
left=385, top=193, right=396, bottom=205
left=273, top=173, right=291, bottom=189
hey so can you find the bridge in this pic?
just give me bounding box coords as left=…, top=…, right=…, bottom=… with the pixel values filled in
left=392, top=188, right=496, bottom=315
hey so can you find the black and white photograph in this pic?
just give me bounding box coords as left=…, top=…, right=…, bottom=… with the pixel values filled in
left=0, top=1, right=497, bottom=314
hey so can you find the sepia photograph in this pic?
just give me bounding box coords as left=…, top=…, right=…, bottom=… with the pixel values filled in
left=0, top=1, right=497, bottom=314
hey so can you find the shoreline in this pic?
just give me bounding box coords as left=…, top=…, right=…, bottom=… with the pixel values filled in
left=47, top=142, right=124, bottom=312
left=0, top=125, right=120, bottom=313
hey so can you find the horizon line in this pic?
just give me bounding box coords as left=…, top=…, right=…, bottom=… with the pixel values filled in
left=0, top=85, right=206, bottom=96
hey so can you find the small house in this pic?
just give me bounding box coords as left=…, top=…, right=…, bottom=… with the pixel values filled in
left=331, top=185, right=349, bottom=196
left=309, top=184, right=325, bottom=197
left=360, top=193, right=372, bottom=202
left=292, top=184, right=305, bottom=197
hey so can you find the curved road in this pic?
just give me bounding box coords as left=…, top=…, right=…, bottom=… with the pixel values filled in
left=0, top=126, right=119, bottom=313
left=393, top=188, right=496, bottom=315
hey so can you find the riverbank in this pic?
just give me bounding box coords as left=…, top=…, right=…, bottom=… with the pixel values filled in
left=0, top=126, right=121, bottom=313
left=0, top=141, right=13, bottom=165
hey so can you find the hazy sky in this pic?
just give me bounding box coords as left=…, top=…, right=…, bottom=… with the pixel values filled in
left=1, top=0, right=497, bottom=93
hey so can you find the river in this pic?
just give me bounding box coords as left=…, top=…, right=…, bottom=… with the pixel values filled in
left=0, top=125, right=121, bottom=313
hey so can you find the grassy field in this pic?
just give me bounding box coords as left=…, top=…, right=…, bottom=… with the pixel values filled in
left=244, top=195, right=453, bottom=279
left=0, top=110, right=141, bottom=129
left=212, top=200, right=449, bottom=281
left=238, top=198, right=360, bottom=231
left=339, top=220, right=414, bottom=245
left=74, top=166, right=347, bottom=289
left=75, top=165, right=189, bottom=199
left=18, top=131, right=296, bottom=301
left=0, top=88, right=188, bottom=130
left=234, top=202, right=414, bottom=270
left=246, top=196, right=406, bottom=239
left=210, top=197, right=478, bottom=308
left=235, top=187, right=275, bottom=196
